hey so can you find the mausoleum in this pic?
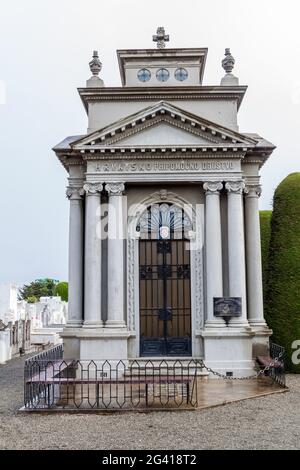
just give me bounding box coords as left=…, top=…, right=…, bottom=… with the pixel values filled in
left=53, top=28, right=275, bottom=376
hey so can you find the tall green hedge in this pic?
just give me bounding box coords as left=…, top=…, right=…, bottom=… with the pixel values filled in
left=259, top=210, right=272, bottom=307
left=267, top=173, right=300, bottom=372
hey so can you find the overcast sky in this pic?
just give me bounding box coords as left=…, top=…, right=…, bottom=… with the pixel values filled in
left=0, top=0, right=299, bottom=284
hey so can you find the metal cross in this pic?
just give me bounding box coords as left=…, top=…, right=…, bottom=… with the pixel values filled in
left=152, top=27, right=169, bottom=49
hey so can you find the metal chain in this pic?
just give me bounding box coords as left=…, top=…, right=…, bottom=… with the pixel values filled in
left=197, top=350, right=284, bottom=380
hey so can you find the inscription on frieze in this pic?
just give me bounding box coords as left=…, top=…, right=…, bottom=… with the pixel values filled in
left=93, top=159, right=237, bottom=174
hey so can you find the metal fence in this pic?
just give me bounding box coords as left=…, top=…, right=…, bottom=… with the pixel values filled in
left=23, top=341, right=286, bottom=411
left=268, top=342, right=286, bottom=388
left=24, top=355, right=201, bottom=410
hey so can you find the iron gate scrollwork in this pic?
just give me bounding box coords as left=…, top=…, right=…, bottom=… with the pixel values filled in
left=137, top=203, right=192, bottom=356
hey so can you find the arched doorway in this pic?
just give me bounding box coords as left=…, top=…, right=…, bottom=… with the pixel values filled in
left=137, top=203, right=192, bottom=356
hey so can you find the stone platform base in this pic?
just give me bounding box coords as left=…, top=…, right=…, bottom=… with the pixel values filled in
left=60, top=327, right=130, bottom=360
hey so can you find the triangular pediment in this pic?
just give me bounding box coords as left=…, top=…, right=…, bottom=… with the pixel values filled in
left=114, top=121, right=212, bottom=146
left=71, top=101, right=257, bottom=150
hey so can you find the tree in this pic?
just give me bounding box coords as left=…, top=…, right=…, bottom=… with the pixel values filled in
left=26, top=296, right=38, bottom=304
left=18, top=278, right=58, bottom=302
left=54, top=281, right=68, bottom=301
left=259, top=210, right=272, bottom=307
left=266, top=173, right=300, bottom=372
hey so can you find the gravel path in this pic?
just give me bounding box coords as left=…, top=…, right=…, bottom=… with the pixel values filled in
left=0, top=354, right=299, bottom=450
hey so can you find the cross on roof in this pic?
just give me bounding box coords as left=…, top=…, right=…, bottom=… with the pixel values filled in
left=152, top=27, right=169, bottom=49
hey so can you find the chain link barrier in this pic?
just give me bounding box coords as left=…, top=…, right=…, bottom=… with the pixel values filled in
left=196, top=350, right=285, bottom=381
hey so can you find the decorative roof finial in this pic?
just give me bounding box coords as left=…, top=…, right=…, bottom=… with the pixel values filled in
left=89, top=50, right=102, bottom=76
left=152, top=27, right=169, bottom=49
left=86, top=50, right=104, bottom=88
left=221, top=48, right=239, bottom=86
left=222, top=48, right=235, bottom=74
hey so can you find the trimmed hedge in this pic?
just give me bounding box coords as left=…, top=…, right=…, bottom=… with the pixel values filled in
left=266, top=173, right=300, bottom=372
left=259, top=210, right=272, bottom=307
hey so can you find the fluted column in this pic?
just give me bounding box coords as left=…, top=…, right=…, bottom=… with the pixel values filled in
left=225, top=181, right=248, bottom=324
left=106, top=182, right=126, bottom=328
left=244, top=184, right=266, bottom=327
left=203, top=182, right=224, bottom=325
left=66, top=187, right=84, bottom=327
left=83, top=182, right=103, bottom=327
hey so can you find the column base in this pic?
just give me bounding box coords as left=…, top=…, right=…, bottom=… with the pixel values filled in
left=204, top=319, right=226, bottom=328
left=83, top=321, right=104, bottom=329
left=105, top=320, right=126, bottom=328
left=65, top=320, right=83, bottom=328
left=226, top=319, right=251, bottom=329
left=249, top=319, right=270, bottom=330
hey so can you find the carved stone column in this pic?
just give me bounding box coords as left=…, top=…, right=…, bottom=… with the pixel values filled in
left=203, top=182, right=223, bottom=325
left=106, top=182, right=126, bottom=328
left=66, top=187, right=84, bottom=327
left=225, top=181, right=248, bottom=324
left=244, top=184, right=266, bottom=327
left=83, top=182, right=103, bottom=327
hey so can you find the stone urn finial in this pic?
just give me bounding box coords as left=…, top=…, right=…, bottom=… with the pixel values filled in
left=86, top=50, right=104, bottom=87
left=220, top=48, right=239, bottom=86
left=89, top=50, right=102, bottom=76
left=222, top=48, right=235, bottom=74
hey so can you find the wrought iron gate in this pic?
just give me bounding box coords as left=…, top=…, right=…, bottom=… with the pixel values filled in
left=139, top=238, right=192, bottom=356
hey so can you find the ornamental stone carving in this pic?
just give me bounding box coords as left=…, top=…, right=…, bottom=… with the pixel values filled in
left=244, top=184, right=262, bottom=198
left=203, top=182, right=223, bottom=194
left=222, top=48, right=235, bottom=74
left=225, top=181, right=245, bottom=194
left=66, top=187, right=85, bottom=200
left=159, top=189, right=168, bottom=200
left=89, top=51, right=102, bottom=76
left=152, top=26, right=169, bottom=49
left=83, top=182, right=103, bottom=195
left=105, top=182, right=125, bottom=195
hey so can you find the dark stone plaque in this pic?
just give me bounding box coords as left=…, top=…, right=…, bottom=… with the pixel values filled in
left=214, top=297, right=242, bottom=324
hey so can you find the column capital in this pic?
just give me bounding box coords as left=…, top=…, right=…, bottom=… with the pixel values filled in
left=225, top=181, right=245, bottom=194
left=66, top=187, right=85, bottom=200
left=83, top=182, right=103, bottom=195
left=106, top=182, right=125, bottom=196
left=244, top=184, right=262, bottom=198
left=203, top=181, right=223, bottom=194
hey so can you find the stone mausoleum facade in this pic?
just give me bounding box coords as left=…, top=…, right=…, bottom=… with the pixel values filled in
left=54, top=29, right=275, bottom=376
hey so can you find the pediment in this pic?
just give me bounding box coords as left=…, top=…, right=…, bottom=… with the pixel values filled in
left=71, top=101, right=257, bottom=150
left=113, top=121, right=212, bottom=146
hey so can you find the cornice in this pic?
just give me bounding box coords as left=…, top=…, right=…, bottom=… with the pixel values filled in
left=69, top=149, right=246, bottom=160
left=78, top=85, right=247, bottom=113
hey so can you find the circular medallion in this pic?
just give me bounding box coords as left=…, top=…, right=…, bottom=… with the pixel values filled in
left=156, top=68, right=170, bottom=82
left=175, top=68, right=188, bottom=81
left=137, top=69, right=151, bottom=82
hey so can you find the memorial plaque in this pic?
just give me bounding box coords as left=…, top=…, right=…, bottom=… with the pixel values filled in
left=214, top=297, right=242, bottom=323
